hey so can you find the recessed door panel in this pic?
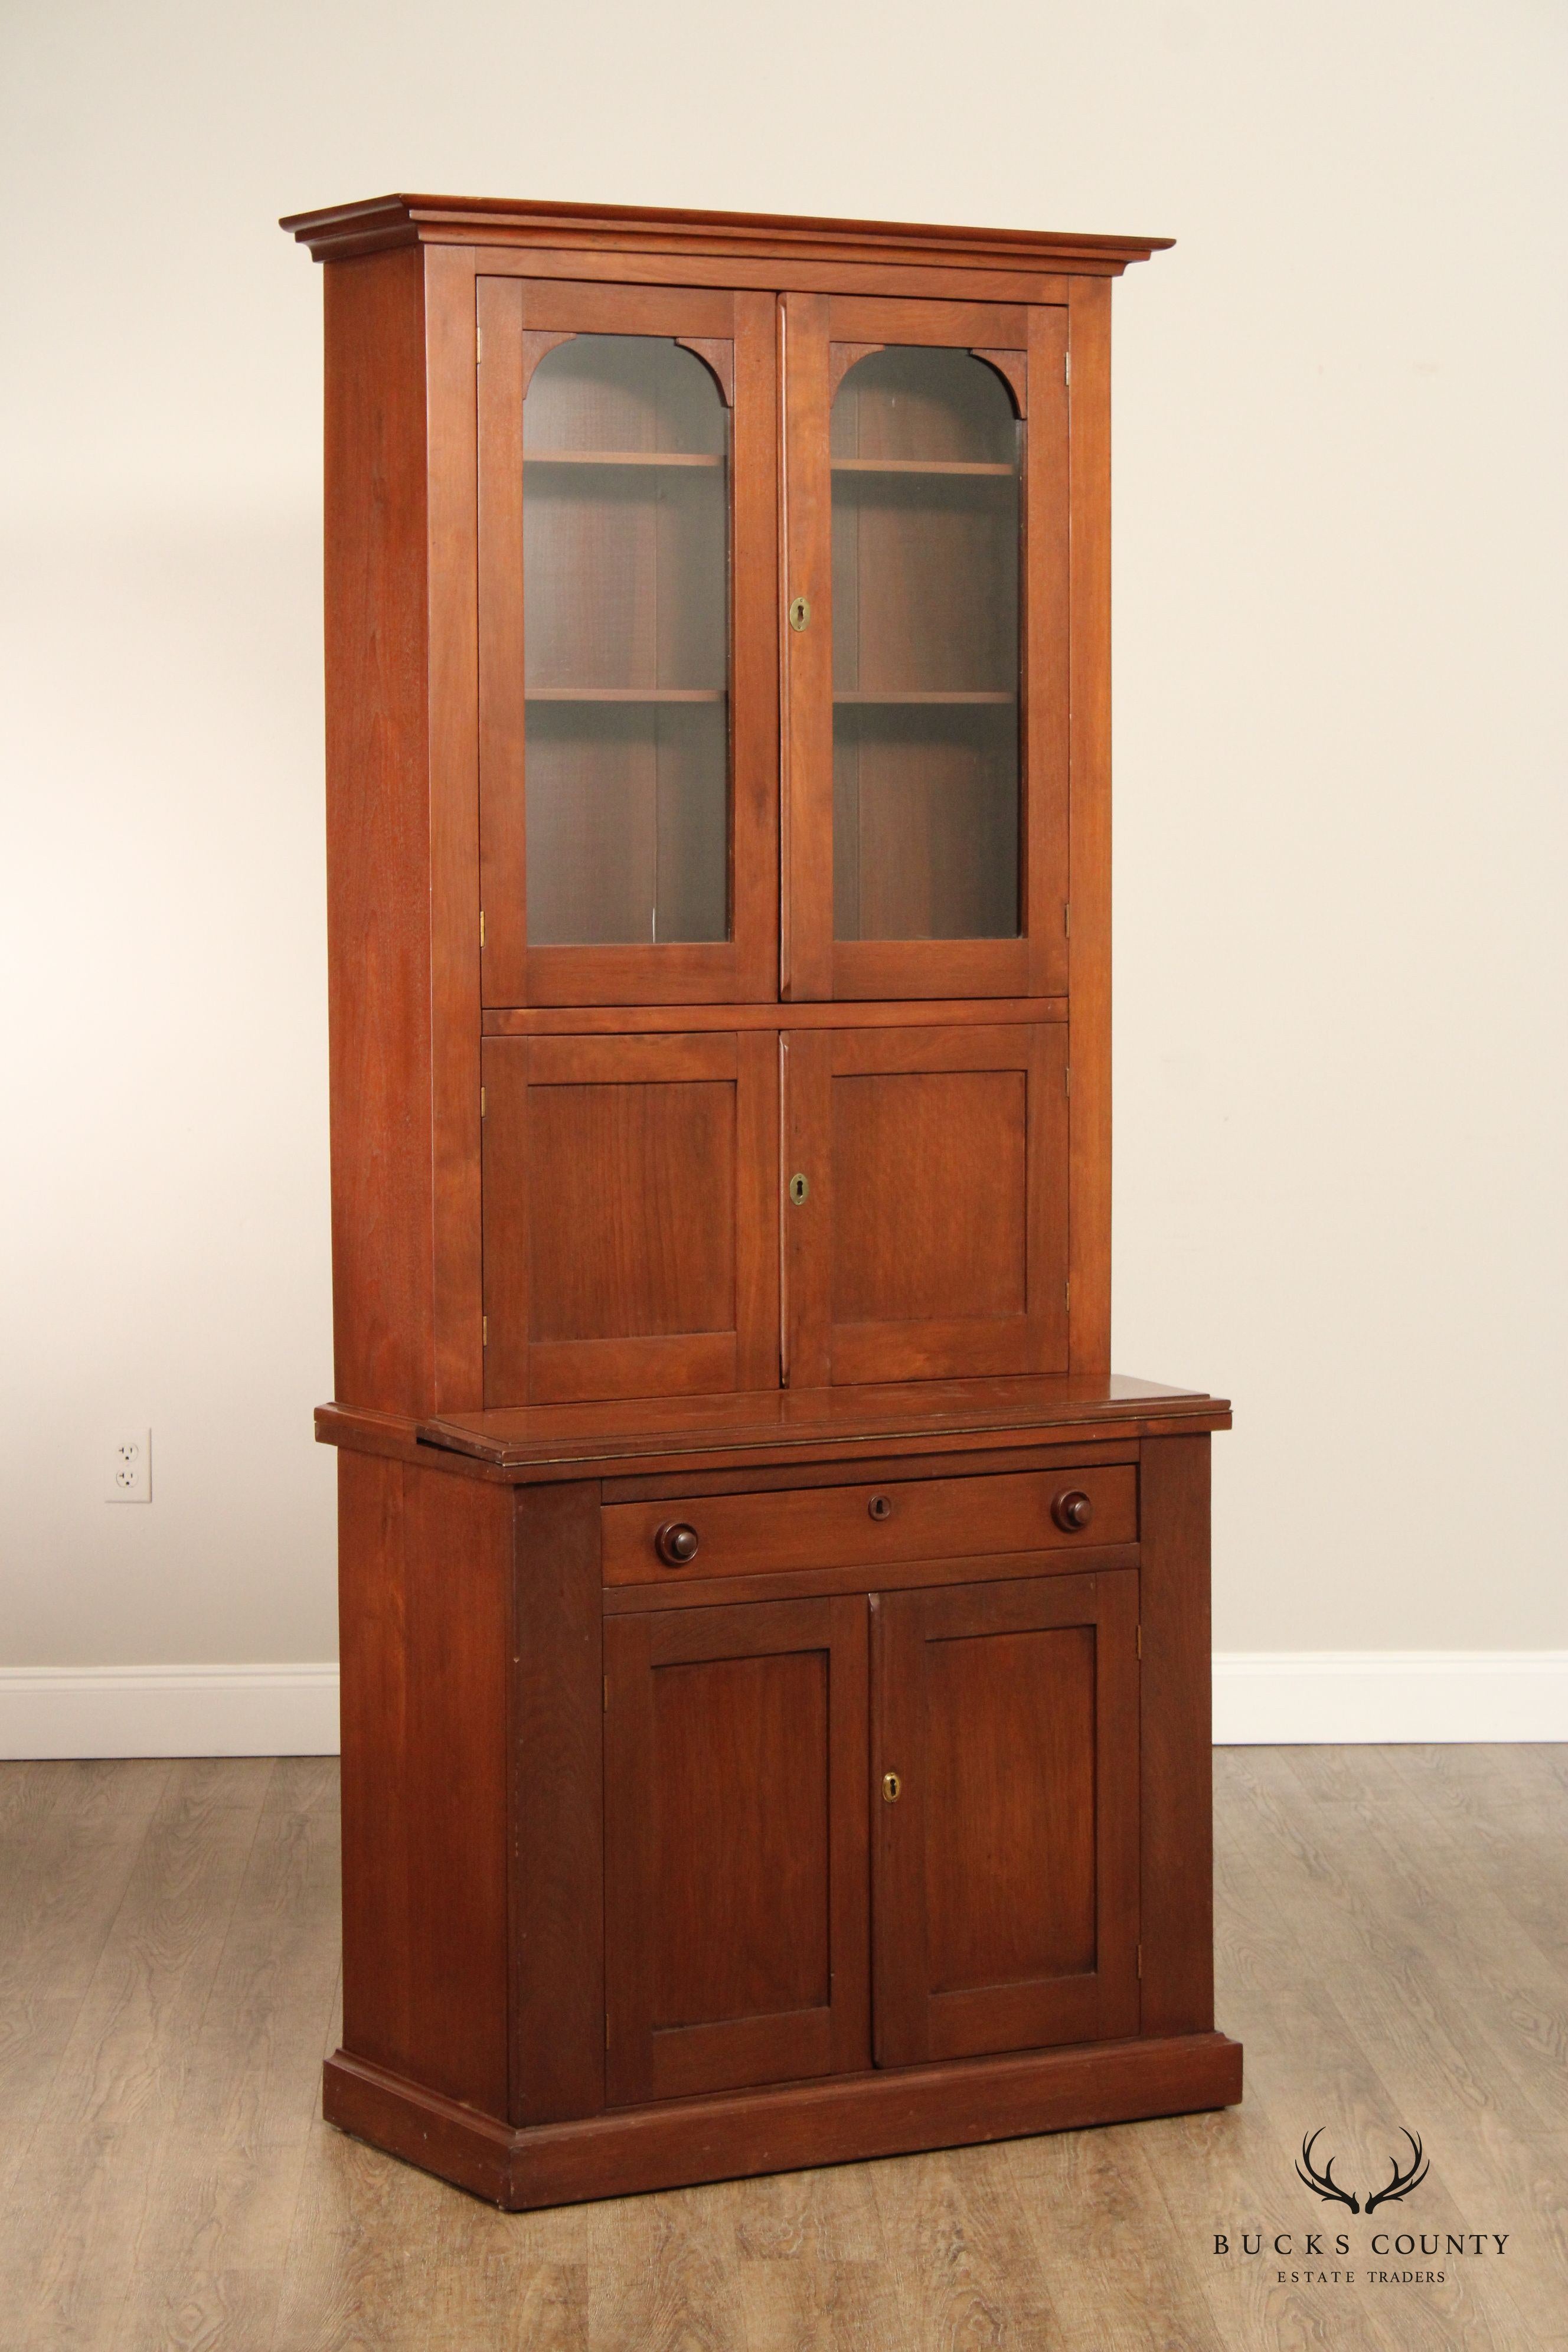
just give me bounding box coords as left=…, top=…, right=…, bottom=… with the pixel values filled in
left=604, top=1597, right=870, bottom=2103
left=482, top=1031, right=778, bottom=1404
left=872, top=1570, right=1139, bottom=2066
left=925, top=1624, right=1097, bottom=1991
left=785, top=1024, right=1068, bottom=1387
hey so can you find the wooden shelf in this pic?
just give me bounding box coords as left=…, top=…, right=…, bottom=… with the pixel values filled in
left=834, top=691, right=1015, bottom=706
left=524, top=449, right=724, bottom=468
left=525, top=687, right=726, bottom=703
left=831, top=459, right=1014, bottom=476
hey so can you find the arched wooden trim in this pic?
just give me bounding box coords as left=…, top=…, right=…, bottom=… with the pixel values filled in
left=827, top=342, right=885, bottom=406
left=520, top=329, right=577, bottom=398
left=675, top=336, right=735, bottom=406
left=971, top=347, right=1028, bottom=417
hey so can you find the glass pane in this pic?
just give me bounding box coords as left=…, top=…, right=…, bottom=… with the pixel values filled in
left=831, top=347, right=1021, bottom=941
left=523, top=336, right=730, bottom=946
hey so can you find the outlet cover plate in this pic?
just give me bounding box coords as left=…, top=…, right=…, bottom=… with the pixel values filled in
left=107, top=1431, right=152, bottom=1504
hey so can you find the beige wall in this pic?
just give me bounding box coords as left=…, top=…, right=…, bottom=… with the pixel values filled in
left=2, top=0, right=1562, bottom=1674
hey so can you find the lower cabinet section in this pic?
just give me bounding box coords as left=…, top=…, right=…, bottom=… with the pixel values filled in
left=327, top=1423, right=1239, bottom=2208
left=602, top=1569, right=1139, bottom=2105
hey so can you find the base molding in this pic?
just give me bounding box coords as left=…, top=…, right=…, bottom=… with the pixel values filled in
left=323, top=2031, right=1244, bottom=2209
left=0, top=1663, right=338, bottom=1760
left=8, top=1653, right=1566, bottom=1758
left=1212, top=1650, right=1568, bottom=1743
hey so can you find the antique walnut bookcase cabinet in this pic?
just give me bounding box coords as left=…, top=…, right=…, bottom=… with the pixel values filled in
left=282, top=191, right=1240, bottom=2209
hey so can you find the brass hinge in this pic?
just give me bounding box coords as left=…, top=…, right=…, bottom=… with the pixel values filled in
left=482, top=1315, right=488, bottom=1348
left=480, top=1085, right=486, bottom=1119
left=476, top=325, right=482, bottom=364
left=1064, top=1278, right=1071, bottom=1309
left=479, top=909, right=486, bottom=948
left=1064, top=349, right=1072, bottom=387
left=1064, top=1063, right=1071, bottom=1096
left=1063, top=901, right=1071, bottom=936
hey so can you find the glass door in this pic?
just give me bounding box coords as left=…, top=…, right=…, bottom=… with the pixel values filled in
left=782, top=294, right=1069, bottom=1001
left=478, top=280, right=777, bottom=1005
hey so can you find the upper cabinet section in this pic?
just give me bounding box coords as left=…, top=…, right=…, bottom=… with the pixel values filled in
left=478, top=280, right=779, bottom=1007
left=782, top=295, right=1069, bottom=1002
left=288, top=201, right=1165, bottom=1413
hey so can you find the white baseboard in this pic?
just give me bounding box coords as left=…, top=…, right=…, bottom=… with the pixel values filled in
left=2, top=1654, right=1564, bottom=1760
left=0, top=1665, right=340, bottom=1760
left=1213, top=1651, right=1568, bottom=1745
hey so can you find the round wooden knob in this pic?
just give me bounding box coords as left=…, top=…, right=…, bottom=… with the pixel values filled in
left=1052, top=1489, right=1094, bottom=1533
left=654, top=1521, right=700, bottom=1566
left=868, top=1494, right=893, bottom=1521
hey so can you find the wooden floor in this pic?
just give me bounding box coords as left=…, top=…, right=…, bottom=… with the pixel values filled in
left=1, top=1747, right=1564, bottom=2350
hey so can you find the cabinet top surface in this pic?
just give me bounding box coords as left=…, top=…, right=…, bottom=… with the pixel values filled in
left=278, top=191, right=1174, bottom=273
left=355, top=1372, right=1230, bottom=1475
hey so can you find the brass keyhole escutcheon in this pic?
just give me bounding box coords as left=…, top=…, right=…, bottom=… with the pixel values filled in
left=788, top=1172, right=809, bottom=1206
left=882, top=1772, right=902, bottom=1804
left=788, top=596, right=811, bottom=632
left=868, top=1493, right=893, bottom=1521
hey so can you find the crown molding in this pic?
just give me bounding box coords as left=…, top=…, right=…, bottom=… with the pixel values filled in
left=279, top=192, right=1174, bottom=276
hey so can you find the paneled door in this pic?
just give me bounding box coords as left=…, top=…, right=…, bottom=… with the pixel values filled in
left=476, top=277, right=778, bottom=1005
left=603, top=1597, right=870, bottom=2103
left=780, top=292, right=1070, bottom=1001
left=481, top=1031, right=778, bottom=1404
left=783, top=1023, right=1069, bottom=1386
left=872, top=1570, right=1140, bottom=2066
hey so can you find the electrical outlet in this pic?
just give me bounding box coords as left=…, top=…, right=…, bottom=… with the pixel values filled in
left=107, top=1431, right=152, bottom=1504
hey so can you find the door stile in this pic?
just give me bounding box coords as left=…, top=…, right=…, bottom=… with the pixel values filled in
left=735, top=1027, right=782, bottom=1390
left=602, top=1608, right=657, bottom=2104
left=781, top=1027, right=832, bottom=1387
left=870, top=1589, right=931, bottom=2065
left=476, top=276, right=530, bottom=1010
left=780, top=292, right=835, bottom=999
left=1021, top=304, right=1071, bottom=998
left=730, top=290, right=782, bottom=1003
left=1024, top=1021, right=1072, bottom=1373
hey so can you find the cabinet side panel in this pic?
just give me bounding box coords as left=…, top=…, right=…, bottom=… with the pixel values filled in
left=512, top=1481, right=605, bottom=2124
left=426, top=246, right=486, bottom=1413
left=1066, top=276, right=1112, bottom=1372
left=1139, top=1433, right=1216, bottom=2034
left=324, top=249, right=436, bottom=1415
left=337, top=1449, right=511, bottom=2116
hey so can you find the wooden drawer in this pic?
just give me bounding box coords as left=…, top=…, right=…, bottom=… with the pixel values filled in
left=602, top=1465, right=1136, bottom=1588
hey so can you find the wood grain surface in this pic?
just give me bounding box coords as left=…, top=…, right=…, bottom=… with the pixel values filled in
left=4, top=1746, right=1563, bottom=2346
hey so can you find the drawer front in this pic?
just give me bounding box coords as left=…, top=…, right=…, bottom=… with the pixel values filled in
left=602, top=1465, right=1136, bottom=1588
